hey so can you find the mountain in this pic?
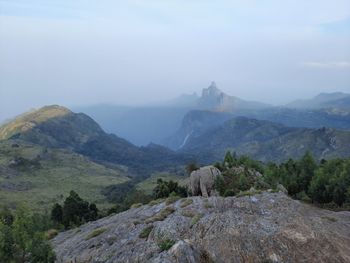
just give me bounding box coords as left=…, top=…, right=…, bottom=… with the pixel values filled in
left=0, top=105, right=189, bottom=176
left=197, top=81, right=270, bottom=111
left=178, top=116, right=350, bottom=163
left=52, top=192, right=350, bottom=262
left=74, top=82, right=270, bottom=146
left=287, top=92, right=350, bottom=110
left=166, top=107, right=350, bottom=150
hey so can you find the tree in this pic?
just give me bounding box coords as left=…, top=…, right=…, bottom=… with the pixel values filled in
left=28, top=233, right=55, bottom=263
left=0, top=221, right=14, bottom=262
left=51, top=203, right=63, bottom=224
left=186, top=162, right=199, bottom=175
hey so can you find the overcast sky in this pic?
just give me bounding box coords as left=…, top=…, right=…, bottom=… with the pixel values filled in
left=1, top=0, right=350, bottom=121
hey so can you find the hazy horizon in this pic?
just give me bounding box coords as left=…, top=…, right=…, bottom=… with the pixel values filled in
left=1, top=0, right=350, bottom=121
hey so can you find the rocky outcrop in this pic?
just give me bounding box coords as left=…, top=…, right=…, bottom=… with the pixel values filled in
left=189, top=166, right=221, bottom=197
left=52, top=192, right=350, bottom=263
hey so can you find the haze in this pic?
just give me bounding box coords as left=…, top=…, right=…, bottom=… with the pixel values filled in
left=1, top=0, right=350, bottom=121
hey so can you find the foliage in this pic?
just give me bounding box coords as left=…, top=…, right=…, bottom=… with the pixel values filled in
left=153, top=179, right=187, bottom=199
left=0, top=206, right=56, bottom=263
left=186, top=162, right=199, bottom=175
left=214, top=151, right=350, bottom=210
left=51, top=191, right=99, bottom=229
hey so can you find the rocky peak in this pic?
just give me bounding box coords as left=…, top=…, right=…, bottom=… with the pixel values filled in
left=201, top=81, right=223, bottom=98
left=52, top=192, right=350, bottom=263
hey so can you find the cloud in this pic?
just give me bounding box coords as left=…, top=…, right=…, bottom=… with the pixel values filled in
left=302, top=61, right=350, bottom=69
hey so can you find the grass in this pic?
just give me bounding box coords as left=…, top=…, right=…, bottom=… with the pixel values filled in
left=190, top=213, right=203, bottom=227
left=85, top=228, right=107, bottom=240
left=139, top=225, right=154, bottom=238
left=145, top=206, right=175, bottom=223
left=181, top=210, right=195, bottom=218
left=236, top=189, right=262, bottom=197
left=165, top=195, right=180, bottom=205
left=158, top=239, right=176, bottom=251
left=131, top=203, right=143, bottom=208
left=321, top=216, right=338, bottom=222
left=203, top=200, right=214, bottom=209
left=180, top=198, right=193, bottom=208
left=148, top=198, right=165, bottom=206
left=0, top=140, right=129, bottom=212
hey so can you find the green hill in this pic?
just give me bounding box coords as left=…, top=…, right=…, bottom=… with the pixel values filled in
left=0, top=139, right=129, bottom=212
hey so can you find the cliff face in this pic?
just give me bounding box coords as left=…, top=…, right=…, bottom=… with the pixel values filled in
left=52, top=192, right=350, bottom=263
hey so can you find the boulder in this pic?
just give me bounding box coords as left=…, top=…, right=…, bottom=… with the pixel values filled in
left=189, top=165, right=221, bottom=197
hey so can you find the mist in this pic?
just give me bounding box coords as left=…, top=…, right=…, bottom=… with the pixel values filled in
left=1, top=0, right=350, bottom=121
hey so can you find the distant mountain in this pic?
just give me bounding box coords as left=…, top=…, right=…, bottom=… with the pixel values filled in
left=197, top=81, right=270, bottom=111
left=0, top=105, right=189, bottom=176
left=75, top=82, right=270, bottom=146
left=178, top=116, right=350, bottom=163
left=287, top=92, right=350, bottom=110
left=166, top=107, right=350, bottom=150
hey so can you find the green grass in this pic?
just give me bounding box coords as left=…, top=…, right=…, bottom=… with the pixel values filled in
left=0, top=140, right=129, bottom=212
left=190, top=213, right=203, bottom=227
left=136, top=172, right=187, bottom=195
left=180, top=198, right=193, bottom=208
left=85, top=228, right=107, bottom=240
left=139, top=225, right=154, bottom=238
left=145, top=206, right=175, bottom=223
left=165, top=195, right=180, bottom=205
left=148, top=198, right=165, bottom=206
left=158, top=239, right=175, bottom=251
left=131, top=203, right=143, bottom=208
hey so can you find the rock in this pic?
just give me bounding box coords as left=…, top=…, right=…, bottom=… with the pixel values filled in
left=277, top=184, right=288, bottom=194
left=52, top=192, right=350, bottom=263
left=189, top=166, right=221, bottom=197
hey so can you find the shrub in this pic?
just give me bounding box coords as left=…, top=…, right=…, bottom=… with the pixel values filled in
left=145, top=207, right=175, bottom=223
left=139, top=225, right=154, bottom=238
left=45, top=229, right=58, bottom=240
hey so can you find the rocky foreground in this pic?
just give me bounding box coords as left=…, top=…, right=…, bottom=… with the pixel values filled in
left=52, top=192, right=350, bottom=263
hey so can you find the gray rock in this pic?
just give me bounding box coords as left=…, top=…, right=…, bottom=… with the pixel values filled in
left=52, top=192, right=350, bottom=263
left=189, top=165, right=221, bottom=197
left=277, top=184, right=288, bottom=194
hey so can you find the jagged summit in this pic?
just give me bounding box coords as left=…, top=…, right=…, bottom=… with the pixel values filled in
left=197, top=82, right=269, bottom=111
left=201, top=81, right=223, bottom=98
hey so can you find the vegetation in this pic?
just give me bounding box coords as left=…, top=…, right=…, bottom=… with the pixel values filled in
left=139, top=225, right=154, bottom=238
left=153, top=179, right=187, bottom=199
left=0, top=140, right=129, bottom=212
left=214, top=150, right=350, bottom=210
left=158, top=239, right=175, bottom=251
left=85, top=228, right=107, bottom=240
left=0, top=206, right=55, bottom=263
left=51, top=191, right=99, bottom=229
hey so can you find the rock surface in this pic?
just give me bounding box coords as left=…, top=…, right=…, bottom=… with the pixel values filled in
left=52, top=192, right=350, bottom=263
left=189, top=165, right=221, bottom=197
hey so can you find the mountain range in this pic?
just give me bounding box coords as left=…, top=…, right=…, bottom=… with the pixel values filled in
left=75, top=83, right=350, bottom=146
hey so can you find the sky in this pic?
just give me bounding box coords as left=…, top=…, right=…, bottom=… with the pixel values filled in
left=1, top=0, right=350, bottom=121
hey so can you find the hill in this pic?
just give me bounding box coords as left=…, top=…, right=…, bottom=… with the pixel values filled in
left=0, top=105, right=189, bottom=176
left=287, top=92, right=350, bottom=110
left=178, top=117, right=350, bottom=163
left=0, top=139, right=129, bottom=211
left=52, top=192, right=350, bottom=262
